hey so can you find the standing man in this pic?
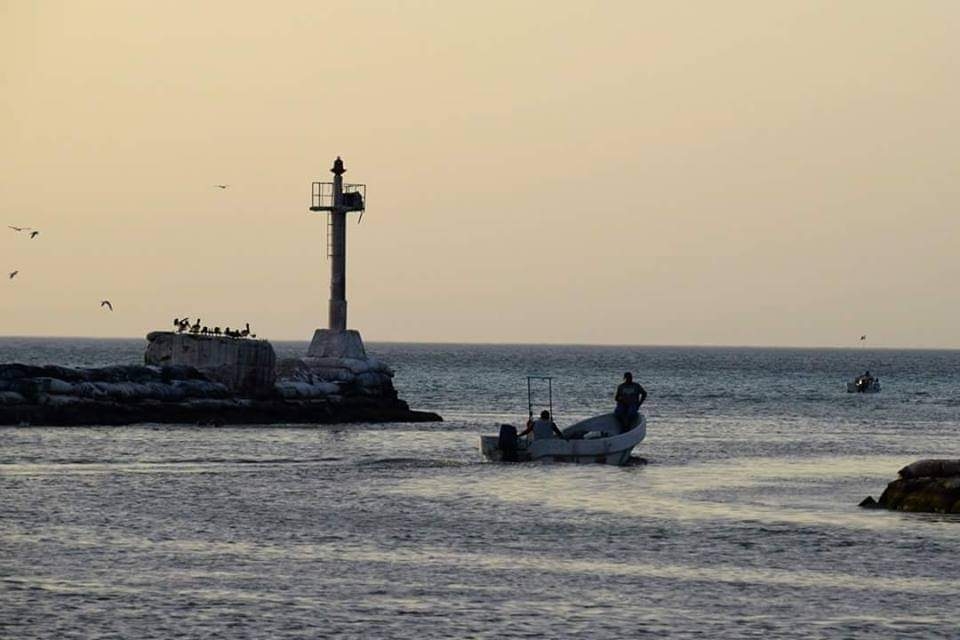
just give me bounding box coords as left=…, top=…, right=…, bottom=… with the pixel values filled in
left=614, top=372, right=647, bottom=430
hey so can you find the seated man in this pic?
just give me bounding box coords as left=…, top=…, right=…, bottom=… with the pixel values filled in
left=614, top=372, right=647, bottom=429
left=518, top=410, right=565, bottom=441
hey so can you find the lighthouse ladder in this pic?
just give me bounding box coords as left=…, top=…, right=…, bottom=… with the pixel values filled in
left=326, top=213, right=334, bottom=259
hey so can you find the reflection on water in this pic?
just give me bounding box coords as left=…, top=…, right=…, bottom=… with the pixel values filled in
left=390, top=454, right=956, bottom=531
left=3, top=425, right=959, bottom=639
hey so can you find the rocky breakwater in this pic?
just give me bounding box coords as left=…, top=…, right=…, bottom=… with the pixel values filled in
left=860, top=459, right=960, bottom=514
left=274, top=329, right=420, bottom=420
left=0, top=363, right=237, bottom=426
left=0, top=333, right=441, bottom=426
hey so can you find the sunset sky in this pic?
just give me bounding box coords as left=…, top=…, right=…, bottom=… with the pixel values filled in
left=2, top=1, right=958, bottom=347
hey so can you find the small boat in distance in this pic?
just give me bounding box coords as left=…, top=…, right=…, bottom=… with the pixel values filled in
left=847, top=371, right=881, bottom=393
left=479, top=376, right=647, bottom=466
left=848, top=337, right=880, bottom=393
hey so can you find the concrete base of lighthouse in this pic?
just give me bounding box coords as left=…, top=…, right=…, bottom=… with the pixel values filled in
left=307, top=329, right=367, bottom=359
left=279, top=328, right=399, bottom=402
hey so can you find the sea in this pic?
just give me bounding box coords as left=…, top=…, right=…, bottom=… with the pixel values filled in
left=1, top=337, right=959, bottom=639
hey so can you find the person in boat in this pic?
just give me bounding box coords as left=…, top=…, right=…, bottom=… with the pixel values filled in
left=614, top=372, right=647, bottom=429
left=518, top=410, right=565, bottom=441
left=856, top=370, right=874, bottom=392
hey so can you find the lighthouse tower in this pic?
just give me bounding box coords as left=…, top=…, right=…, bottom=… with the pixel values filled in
left=306, top=156, right=368, bottom=359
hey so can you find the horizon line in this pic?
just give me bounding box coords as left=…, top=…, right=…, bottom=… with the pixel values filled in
left=0, top=334, right=957, bottom=352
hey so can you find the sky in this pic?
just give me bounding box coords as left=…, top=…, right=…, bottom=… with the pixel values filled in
left=1, top=1, right=958, bottom=347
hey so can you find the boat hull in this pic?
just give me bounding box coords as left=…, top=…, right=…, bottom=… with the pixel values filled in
left=480, top=413, right=646, bottom=466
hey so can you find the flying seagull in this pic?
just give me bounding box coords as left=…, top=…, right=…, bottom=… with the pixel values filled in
left=8, top=226, right=30, bottom=232
left=100, top=300, right=113, bottom=311
left=860, top=335, right=866, bottom=341
left=213, top=184, right=229, bottom=189
left=29, top=231, right=39, bottom=239
left=9, top=270, right=18, bottom=279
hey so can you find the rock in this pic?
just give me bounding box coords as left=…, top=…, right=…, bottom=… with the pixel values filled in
left=88, top=365, right=162, bottom=383
left=867, top=460, right=960, bottom=514
left=74, top=382, right=108, bottom=399
left=858, top=496, right=879, bottom=509
left=170, top=379, right=231, bottom=398
left=40, top=365, right=91, bottom=382
left=899, top=459, right=960, bottom=480
left=306, top=356, right=377, bottom=374
left=34, top=377, right=76, bottom=395
left=40, top=394, right=85, bottom=407
left=878, top=478, right=960, bottom=514
left=0, top=391, right=25, bottom=405
left=145, top=332, right=276, bottom=397
left=275, top=381, right=341, bottom=399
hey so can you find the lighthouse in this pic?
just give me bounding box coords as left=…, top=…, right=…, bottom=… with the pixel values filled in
left=307, top=157, right=368, bottom=359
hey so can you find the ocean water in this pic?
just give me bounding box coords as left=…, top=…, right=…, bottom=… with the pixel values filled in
left=1, top=338, right=959, bottom=639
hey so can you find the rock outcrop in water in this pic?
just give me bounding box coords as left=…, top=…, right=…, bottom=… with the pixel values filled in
left=860, top=459, right=960, bottom=514
left=0, top=333, right=441, bottom=426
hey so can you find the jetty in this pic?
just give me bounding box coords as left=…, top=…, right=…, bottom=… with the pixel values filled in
left=0, top=157, right=440, bottom=426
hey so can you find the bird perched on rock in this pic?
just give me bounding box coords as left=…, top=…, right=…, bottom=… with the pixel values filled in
left=8, top=270, right=18, bottom=279
left=29, top=231, right=39, bottom=239
left=100, top=300, right=113, bottom=311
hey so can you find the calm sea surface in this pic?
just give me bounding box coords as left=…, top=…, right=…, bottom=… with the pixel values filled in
left=1, top=338, right=959, bottom=638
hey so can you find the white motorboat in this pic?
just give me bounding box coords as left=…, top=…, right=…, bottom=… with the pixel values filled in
left=480, top=412, right=646, bottom=465
left=479, top=376, right=647, bottom=466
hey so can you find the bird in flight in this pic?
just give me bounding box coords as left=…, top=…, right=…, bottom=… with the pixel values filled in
left=9, top=270, right=18, bottom=279
left=213, top=184, right=229, bottom=189
left=29, top=231, right=39, bottom=239
left=100, top=300, right=113, bottom=311
left=860, top=335, right=866, bottom=341
left=8, top=226, right=30, bottom=232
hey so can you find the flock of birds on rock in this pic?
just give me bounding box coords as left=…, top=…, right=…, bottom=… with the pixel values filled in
left=174, top=318, right=256, bottom=339
left=7, top=226, right=114, bottom=311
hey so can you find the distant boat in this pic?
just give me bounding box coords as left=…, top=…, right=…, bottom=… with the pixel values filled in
left=847, top=374, right=881, bottom=393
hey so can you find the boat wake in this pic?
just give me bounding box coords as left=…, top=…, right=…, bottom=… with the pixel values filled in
left=358, top=457, right=467, bottom=470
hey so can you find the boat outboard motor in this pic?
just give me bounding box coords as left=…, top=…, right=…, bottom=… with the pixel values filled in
left=498, top=424, right=519, bottom=462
